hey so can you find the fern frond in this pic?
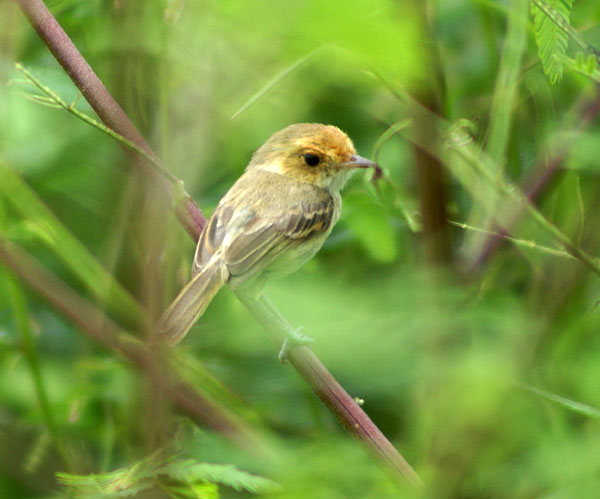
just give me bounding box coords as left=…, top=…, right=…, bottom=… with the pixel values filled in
left=160, top=461, right=282, bottom=494
left=530, top=0, right=575, bottom=83
left=158, top=481, right=219, bottom=499
left=557, top=52, right=600, bottom=83
left=56, top=454, right=281, bottom=497
left=56, top=454, right=162, bottom=498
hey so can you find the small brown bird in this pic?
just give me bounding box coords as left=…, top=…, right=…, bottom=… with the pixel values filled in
left=158, top=123, right=380, bottom=345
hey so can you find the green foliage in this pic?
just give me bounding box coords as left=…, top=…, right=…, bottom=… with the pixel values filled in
left=531, top=0, right=576, bottom=83
left=0, top=161, right=144, bottom=328
left=2, top=0, right=600, bottom=497
left=161, top=461, right=281, bottom=494
left=520, top=384, right=600, bottom=419
left=342, top=190, right=398, bottom=263
left=56, top=455, right=280, bottom=497
left=559, top=51, right=600, bottom=82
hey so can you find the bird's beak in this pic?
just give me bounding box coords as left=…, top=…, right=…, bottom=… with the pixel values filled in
left=340, top=154, right=383, bottom=180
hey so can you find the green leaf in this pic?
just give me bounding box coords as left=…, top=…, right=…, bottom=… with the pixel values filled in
left=557, top=53, right=600, bottom=83
left=160, top=461, right=281, bottom=494
left=56, top=467, right=156, bottom=498
left=159, top=481, right=219, bottom=499
left=342, top=192, right=398, bottom=263
left=231, top=48, right=322, bottom=120
left=531, top=0, right=576, bottom=83
left=520, top=384, right=600, bottom=419
left=0, top=161, right=145, bottom=329
left=558, top=130, right=600, bottom=171
left=56, top=456, right=280, bottom=498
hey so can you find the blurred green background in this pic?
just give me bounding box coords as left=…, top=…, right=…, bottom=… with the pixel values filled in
left=1, top=0, right=600, bottom=497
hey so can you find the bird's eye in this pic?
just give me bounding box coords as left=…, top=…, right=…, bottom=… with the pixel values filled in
left=302, top=153, right=321, bottom=167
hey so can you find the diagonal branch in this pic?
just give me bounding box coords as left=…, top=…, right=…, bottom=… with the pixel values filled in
left=12, top=0, right=421, bottom=487
left=237, top=292, right=422, bottom=486
left=13, top=0, right=205, bottom=241
left=0, top=238, right=255, bottom=447
left=469, top=89, right=600, bottom=271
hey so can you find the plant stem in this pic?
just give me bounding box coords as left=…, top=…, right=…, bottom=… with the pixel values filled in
left=237, top=292, right=423, bottom=488
left=454, top=146, right=600, bottom=276
left=0, top=238, right=255, bottom=449
left=485, top=0, right=528, bottom=169
left=13, top=0, right=206, bottom=241
left=380, top=77, right=600, bottom=278
left=4, top=271, right=74, bottom=470
left=470, top=90, right=600, bottom=270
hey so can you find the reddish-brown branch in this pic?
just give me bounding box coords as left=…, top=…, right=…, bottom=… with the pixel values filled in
left=13, top=0, right=206, bottom=240
left=0, top=238, right=253, bottom=445
left=14, top=0, right=153, bottom=158
left=470, top=89, right=600, bottom=271
left=12, top=0, right=421, bottom=487
left=411, top=0, right=452, bottom=266
left=298, top=348, right=420, bottom=485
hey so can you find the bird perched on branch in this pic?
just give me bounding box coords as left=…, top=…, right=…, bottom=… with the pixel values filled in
left=158, top=123, right=381, bottom=351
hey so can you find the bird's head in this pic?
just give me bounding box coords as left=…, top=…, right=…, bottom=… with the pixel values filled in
left=247, top=123, right=380, bottom=193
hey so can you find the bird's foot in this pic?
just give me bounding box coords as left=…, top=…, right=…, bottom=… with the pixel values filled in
left=278, top=327, right=314, bottom=363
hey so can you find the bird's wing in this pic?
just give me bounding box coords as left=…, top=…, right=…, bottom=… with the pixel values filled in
left=194, top=195, right=335, bottom=279
left=192, top=203, right=235, bottom=276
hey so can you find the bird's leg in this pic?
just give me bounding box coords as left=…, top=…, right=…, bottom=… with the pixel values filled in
left=257, top=294, right=314, bottom=362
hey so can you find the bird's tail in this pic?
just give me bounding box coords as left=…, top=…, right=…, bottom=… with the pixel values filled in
left=157, top=258, right=228, bottom=344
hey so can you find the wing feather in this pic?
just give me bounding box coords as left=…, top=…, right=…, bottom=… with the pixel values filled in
left=192, top=171, right=337, bottom=283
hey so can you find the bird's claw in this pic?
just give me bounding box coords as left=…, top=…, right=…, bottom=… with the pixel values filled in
left=278, top=327, right=314, bottom=363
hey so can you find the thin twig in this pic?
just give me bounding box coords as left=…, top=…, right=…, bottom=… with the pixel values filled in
left=452, top=143, right=600, bottom=276
left=377, top=76, right=600, bottom=277
left=470, top=89, right=600, bottom=271
left=0, top=159, right=146, bottom=329
left=5, top=272, right=74, bottom=470
left=15, top=63, right=180, bottom=186
left=449, top=220, right=576, bottom=260
left=231, top=48, right=322, bottom=120
left=370, top=119, right=421, bottom=232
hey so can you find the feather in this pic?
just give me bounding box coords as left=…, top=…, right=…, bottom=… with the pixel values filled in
left=193, top=173, right=336, bottom=283
left=157, top=257, right=229, bottom=344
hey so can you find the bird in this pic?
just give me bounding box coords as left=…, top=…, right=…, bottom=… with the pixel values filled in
left=157, top=123, right=381, bottom=349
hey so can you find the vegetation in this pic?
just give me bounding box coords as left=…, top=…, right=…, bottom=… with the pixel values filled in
left=1, top=0, right=599, bottom=497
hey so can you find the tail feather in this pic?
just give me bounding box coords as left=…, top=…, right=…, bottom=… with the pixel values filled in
left=157, top=258, right=227, bottom=344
